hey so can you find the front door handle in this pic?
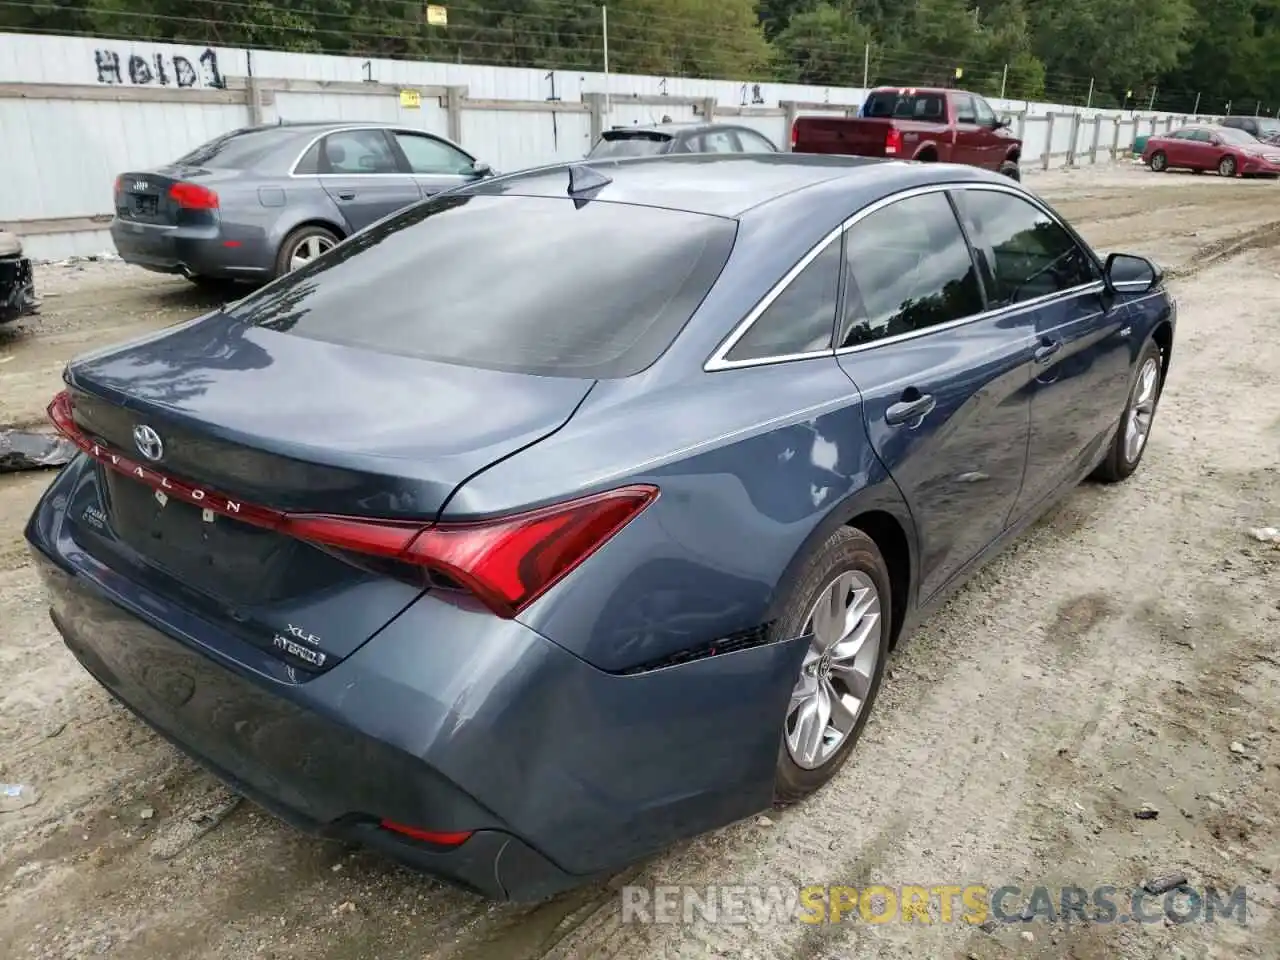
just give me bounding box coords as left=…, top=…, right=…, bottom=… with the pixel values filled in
left=1034, top=339, right=1062, bottom=364
left=885, top=392, right=936, bottom=426
left=336, top=190, right=357, bottom=200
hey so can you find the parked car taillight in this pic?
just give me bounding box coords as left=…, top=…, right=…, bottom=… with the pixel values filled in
left=885, top=127, right=903, bottom=155
left=169, top=182, right=219, bottom=210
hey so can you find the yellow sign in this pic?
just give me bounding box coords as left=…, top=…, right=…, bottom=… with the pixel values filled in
left=399, top=89, right=422, bottom=108
left=1126, top=89, right=1133, bottom=98
left=954, top=66, right=963, bottom=79
left=426, top=4, right=448, bottom=26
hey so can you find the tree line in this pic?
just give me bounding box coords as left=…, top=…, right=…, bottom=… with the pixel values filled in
left=3, top=0, right=1278, bottom=112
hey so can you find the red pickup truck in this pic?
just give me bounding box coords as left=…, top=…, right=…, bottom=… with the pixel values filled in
left=792, top=87, right=1023, bottom=179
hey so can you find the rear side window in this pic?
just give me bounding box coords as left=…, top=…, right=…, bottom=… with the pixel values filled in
left=589, top=134, right=671, bottom=158
left=953, top=189, right=1097, bottom=307
left=863, top=91, right=946, bottom=121
left=725, top=238, right=840, bottom=362
left=840, top=192, right=984, bottom=348
left=228, top=195, right=737, bottom=379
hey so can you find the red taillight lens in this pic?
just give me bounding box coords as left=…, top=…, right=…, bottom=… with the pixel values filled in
left=885, top=127, right=903, bottom=155
left=48, top=390, right=657, bottom=619
left=402, top=485, right=658, bottom=617
left=113, top=175, right=123, bottom=195
left=168, top=181, right=219, bottom=210
left=379, top=820, right=472, bottom=847
left=791, top=122, right=798, bottom=148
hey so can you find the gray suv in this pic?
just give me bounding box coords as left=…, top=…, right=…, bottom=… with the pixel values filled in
left=110, top=122, right=493, bottom=288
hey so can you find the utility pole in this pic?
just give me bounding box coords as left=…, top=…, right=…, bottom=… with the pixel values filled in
left=1192, top=91, right=1201, bottom=116
left=1085, top=77, right=1094, bottom=109
left=1147, top=86, right=1157, bottom=111
left=601, top=5, right=610, bottom=118
left=1256, top=100, right=1262, bottom=116
left=1001, top=63, right=1008, bottom=99
left=862, top=43, right=870, bottom=90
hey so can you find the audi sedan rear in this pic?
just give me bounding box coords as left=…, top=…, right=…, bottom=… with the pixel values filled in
left=29, top=154, right=1174, bottom=900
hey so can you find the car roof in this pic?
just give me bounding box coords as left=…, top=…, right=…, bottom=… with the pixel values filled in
left=606, top=122, right=744, bottom=135
left=466, top=152, right=1011, bottom=221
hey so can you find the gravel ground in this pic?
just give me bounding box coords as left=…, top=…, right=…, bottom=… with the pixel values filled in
left=0, top=163, right=1277, bottom=960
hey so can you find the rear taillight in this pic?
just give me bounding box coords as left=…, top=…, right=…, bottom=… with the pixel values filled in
left=113, top=175, right=123, bottom=195
left=884, top=127, right=903, bottom=155
left=791, top=122, right=798, bottom=148
left=168, top=181, right=219, bottom=210
left=48, top=390, right=657, bottom=619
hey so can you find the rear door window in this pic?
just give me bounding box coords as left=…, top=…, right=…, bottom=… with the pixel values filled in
left=227, top=194, right=737, bottom=379
left=695, top=130, right=741, bottom=153
left=839, top=191, right=984, bottom=347
left=320, top=129, right=400, bottom=174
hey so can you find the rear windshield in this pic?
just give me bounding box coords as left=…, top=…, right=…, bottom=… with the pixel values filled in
left=862, top=91, right=947, bottom=121
left=226, top=194, right=737, bottom=378
left=589, top=133, right=673, bottom=158
left=176, top=128, right=286, bottom=169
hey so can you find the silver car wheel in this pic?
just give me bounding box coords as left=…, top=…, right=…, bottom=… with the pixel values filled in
left=289, top=235, right=334, bottom=271
left=1124, top=356, right=1160, bottom=463
left=785, top=569, right=882, bottom=770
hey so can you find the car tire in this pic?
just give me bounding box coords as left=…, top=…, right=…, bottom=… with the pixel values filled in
left=1149, top=151, right=1168, bottom=172
left=773, top=526, right=891, bottom=804
left=275, top=225, right=341, bottom=277
left=999, top=160, right=1021, bottom=181
left=1092, top=338, right=1163, bottom=484
left=1218, top=155, right=1238, bottom=177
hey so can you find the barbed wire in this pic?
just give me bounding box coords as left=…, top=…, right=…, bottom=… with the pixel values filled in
left=0, top=0, right=1265, bottom=114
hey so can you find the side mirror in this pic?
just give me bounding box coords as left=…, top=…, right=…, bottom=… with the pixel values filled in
left=468, top=161, right=493, bottom=178
left=1104, top=252, right=1160, bottom=295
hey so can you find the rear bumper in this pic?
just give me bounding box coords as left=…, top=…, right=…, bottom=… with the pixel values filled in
left=110, top=218, right=273, bottom=280
left=25, top=459, right=802, bottom=899
left=0, top=253, right=36, bottom=324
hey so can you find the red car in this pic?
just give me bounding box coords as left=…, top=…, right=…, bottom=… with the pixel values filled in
left=792, top=87, right=1022, bottom=179
left=1142, top=124, right=1280, bottom=178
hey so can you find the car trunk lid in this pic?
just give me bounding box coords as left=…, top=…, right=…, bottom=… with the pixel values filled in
left=54, top=315, right=596, bottom=671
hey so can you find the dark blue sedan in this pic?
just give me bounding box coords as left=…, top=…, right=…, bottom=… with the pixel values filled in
left=27, top=154, right=1174, bottom=901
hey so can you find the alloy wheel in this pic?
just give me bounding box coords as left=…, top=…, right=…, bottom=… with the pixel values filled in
left=289, top=235, right=335, bottom=271
left=1124, top=356, right=1160, bottom=463
left=785, top=570, right=882, bottom=770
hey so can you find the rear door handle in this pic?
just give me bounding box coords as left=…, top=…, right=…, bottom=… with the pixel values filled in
left=885, top=392, right=936, bottom=425
left=336, top=190, right=357, bottom=200
left=1034, top=340, right=1062, bottom=363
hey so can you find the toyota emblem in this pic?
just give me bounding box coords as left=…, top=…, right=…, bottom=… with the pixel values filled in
left=132, top=424, right=164, bottom=462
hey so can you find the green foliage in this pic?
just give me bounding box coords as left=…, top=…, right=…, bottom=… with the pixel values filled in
left=1, top=0, right=1278, bottom=110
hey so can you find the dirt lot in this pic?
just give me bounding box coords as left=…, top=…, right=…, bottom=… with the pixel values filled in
left=1, top=164, right=1277, bottom=960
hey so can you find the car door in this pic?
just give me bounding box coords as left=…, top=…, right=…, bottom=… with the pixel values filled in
left=315, top=128, right=422, bottom=231
left=951, top=185, right=1132, bottom=523
left=972, top=95, right=1005, bottom=168
left=950, top=93, right=983, bottom=167
left=390, top=129, right=479, bottom=198
left=1182, top=129, right=1214, bottom=169
left=834, top=189, right=1037, bottom=602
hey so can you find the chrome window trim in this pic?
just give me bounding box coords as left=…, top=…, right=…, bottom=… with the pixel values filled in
left=704, top=180, right=1106, bottom=372
left=287, top=125, right=474, bottom=179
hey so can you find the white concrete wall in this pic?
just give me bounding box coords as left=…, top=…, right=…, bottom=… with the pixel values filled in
left=0, top=32, right=1208, bottom=260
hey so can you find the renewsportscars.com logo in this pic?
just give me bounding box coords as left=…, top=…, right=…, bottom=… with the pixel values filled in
left=620, top=883, right=1251, bottom=926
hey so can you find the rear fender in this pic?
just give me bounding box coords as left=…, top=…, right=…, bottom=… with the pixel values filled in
left=911, top=140, right=941, bottom=161
left=763, top=466, right=919, bottom=630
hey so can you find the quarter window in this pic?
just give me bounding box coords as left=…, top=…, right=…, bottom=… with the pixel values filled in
left=736, top=130, right=778, bottom=152
left=839, top=191, right=984, bottom=348
left=696, top=130, right=740, bottom=153
left=954, top=189, right=1097, bottom=307
left=725, top=236, right=841, bottom=361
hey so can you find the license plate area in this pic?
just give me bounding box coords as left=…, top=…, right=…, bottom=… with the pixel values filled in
left=130, top=194, right=159, bottom=218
